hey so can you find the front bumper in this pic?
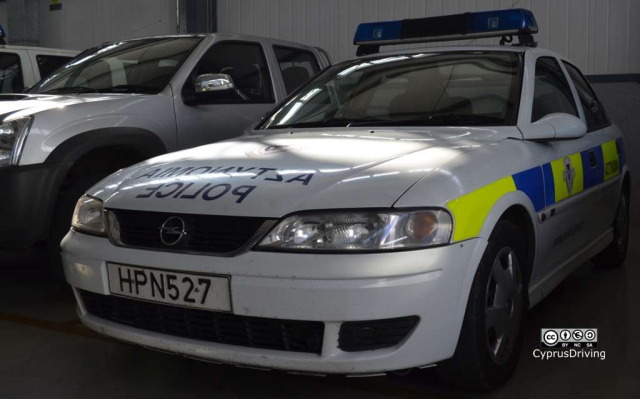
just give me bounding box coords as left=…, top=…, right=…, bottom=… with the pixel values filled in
left=0, top=162, right=70, bottom=249
left=62, top=230, right=487, bottom=374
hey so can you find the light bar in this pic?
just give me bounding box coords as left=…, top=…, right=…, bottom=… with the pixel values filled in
left=354, top=9, right=538, bottom=46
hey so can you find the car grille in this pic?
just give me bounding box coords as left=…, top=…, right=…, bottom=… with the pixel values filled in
left=338, top=316, right=419, bottom=352
left=106, top=209, right=269, bottom=254
left=80, top=290, right=324, bottom=354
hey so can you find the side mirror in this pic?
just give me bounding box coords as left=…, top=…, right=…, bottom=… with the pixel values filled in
left=195, top=73, right=235, bottom=93
left=520, top=113, right=587, bottom=141
left=183, top=73, right=248, bottom=105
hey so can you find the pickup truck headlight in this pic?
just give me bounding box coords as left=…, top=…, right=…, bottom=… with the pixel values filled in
left=71, top=195, right=106, bottom=236
left=0, top=116, right=33, bottom=166
left=256, top=209, right=452, bottom=252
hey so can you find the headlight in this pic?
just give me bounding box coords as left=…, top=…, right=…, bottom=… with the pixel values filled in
left=71, top=195, right=106, bottom=236
left=256, top=209, right=452, bottom=252
left=0, top=116, right=33, bottom=166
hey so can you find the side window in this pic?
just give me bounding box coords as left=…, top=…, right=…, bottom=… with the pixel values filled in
left=273, top=46, right=320, bottom=94
left=532, top=57, right=578, bottom=122
left=36, top=55, right=72, bottom=80
left=0, top=52, right=24, bottom=93
left=186, top=41, right=274, bottom=104
left=562, top=61, right=610, bottom=131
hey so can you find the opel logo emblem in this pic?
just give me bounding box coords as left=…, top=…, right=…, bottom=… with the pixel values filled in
left=159, top=216, right=186, bottom=246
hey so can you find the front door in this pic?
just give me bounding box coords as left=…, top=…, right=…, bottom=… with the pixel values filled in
left=174, top=41, right=277, bottom=150
left=528, top=56, right=610, bottom=281
left=560, top=61, right=623, bottom=238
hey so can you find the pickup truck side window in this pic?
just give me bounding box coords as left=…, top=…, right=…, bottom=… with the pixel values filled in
left=561, top=61, right=610, bottom=132
left=273, top=46, right=320, bottom=94
left=0, top=52, right=24, bottom=93
left=187, top=41, right=274, bottom=103
left=36, top=55, right=73, bottom=80
left=532, top=57, right=578, bottom=122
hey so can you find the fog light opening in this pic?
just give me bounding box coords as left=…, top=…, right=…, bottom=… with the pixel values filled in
left=355, top=326, right=380, bottom=341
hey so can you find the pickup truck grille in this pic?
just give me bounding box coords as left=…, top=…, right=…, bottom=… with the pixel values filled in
left=106, top=209, right=269, bottom=254
left=80, top=290, right=324, bottom=354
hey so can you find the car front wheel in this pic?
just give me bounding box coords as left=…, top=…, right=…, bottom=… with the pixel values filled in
left=437, top=218, right=525, bottom=390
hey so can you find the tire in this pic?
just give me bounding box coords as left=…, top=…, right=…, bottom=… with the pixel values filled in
left=47, top=175, right=107, bottom=279
left=592, top=191, right=629, bottom=269
left=437, top=219, right=526, bottom=391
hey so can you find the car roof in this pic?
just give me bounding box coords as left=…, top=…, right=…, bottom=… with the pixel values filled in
left=355, top=44, right=570, bottom=64
left=0, top=44, right=78, bottom=54
left=108, top=36, right=571, bottom=67
left=106, top=33, right=319, bottom=50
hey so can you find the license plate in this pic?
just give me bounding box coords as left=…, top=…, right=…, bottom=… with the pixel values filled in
left=107, top=263, right=231, bottom=311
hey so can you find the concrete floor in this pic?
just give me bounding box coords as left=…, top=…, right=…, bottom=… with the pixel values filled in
left=1, top=228, right=639, bottom=399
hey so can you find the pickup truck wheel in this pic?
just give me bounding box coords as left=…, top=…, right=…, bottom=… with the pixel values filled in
left=437, top=219, right=525, bottom=391
left=47, top=175, right=106, bottom=279
left=592, top=191, right=629, bottom=269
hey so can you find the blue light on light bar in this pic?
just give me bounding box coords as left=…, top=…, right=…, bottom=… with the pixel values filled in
left=354, top=8, right=538, bottom=46
left=467, top=9, right=538, bottom=34
left=354, top=20, right=404, bottom=44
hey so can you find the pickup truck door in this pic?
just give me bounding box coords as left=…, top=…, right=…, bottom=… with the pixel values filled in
left=174, top=39, right=327, bottom=150
left=173, top=40, right=280, bottom=150
left=270, top=44, right=323, bottom=95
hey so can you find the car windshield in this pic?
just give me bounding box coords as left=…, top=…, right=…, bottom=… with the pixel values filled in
left=261, top=51, right=522, bottom=129
left=32, top=37, right=202, bottom=95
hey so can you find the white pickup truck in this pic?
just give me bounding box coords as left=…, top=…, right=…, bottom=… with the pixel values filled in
left=0, top=34, right=329, bottom=269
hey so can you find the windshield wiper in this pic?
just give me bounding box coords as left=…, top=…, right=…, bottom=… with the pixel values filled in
left=99, top=85, right=158, bottom=94
left=349, top=114, right=504, bottom=127
left=267, top=117, right=388, bottom=130
left=268, top=114, right=503, bottom=129
left=42, top=86, right=99, bottom=94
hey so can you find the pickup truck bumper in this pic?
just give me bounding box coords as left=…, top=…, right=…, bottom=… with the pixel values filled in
left=0, top=163, right=70, bottom=249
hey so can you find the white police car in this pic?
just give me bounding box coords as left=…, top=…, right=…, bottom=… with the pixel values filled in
left=62, top=9, right=629, bottom=390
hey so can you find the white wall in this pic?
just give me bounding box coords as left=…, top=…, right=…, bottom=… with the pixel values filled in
left=38, top=0, right=177, bottom=50
left=218, top=0, right=640, bottom=75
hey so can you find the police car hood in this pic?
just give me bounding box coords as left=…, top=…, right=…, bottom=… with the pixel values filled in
left=92, top=128, right=506, bottom=217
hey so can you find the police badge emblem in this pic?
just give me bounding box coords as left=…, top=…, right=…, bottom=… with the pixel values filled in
left=563, top=157, right=575, bottom=195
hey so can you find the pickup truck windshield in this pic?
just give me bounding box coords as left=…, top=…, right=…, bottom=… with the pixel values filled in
left=32, top=37, right=202, bottom=95
left=261, top=51, right=521, bottom=129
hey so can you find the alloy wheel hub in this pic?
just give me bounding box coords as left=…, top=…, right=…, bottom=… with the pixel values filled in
left=485, top=246, right=523, bottom=365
